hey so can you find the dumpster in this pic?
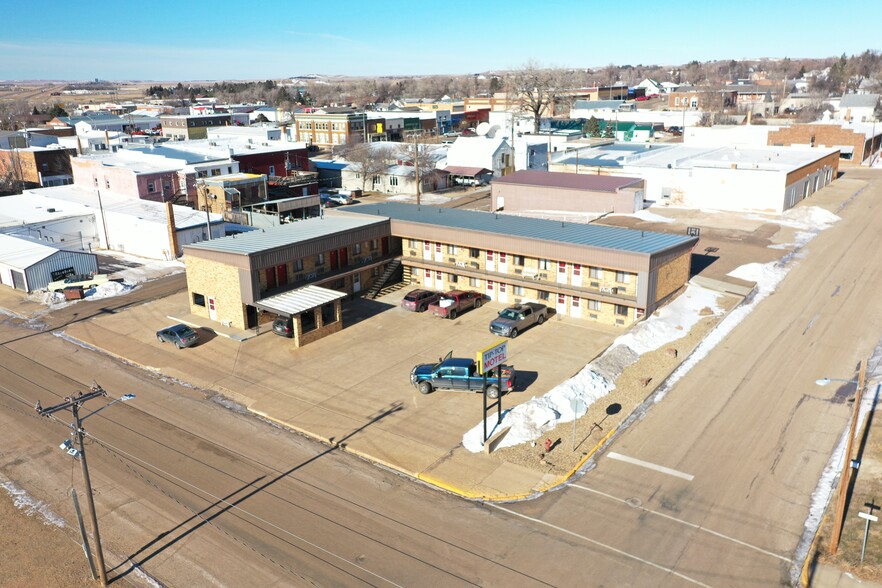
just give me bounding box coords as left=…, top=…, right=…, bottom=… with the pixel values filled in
left=63, top=286, right=84, bottom=300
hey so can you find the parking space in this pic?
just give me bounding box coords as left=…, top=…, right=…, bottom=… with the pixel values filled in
left=63, top=285, right=618, bottom=476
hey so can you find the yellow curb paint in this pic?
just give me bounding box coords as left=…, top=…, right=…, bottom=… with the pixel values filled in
left=800, top=512, right=828, bottom=587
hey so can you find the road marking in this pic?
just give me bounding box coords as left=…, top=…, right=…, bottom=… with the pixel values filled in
left=489, top=503, right=713, bottom=588
left=607, top=451, right=695, bottom=481
left=570, top=484, right=791, bottom=563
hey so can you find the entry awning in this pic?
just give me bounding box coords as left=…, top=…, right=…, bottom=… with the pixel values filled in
left=255, top=284, right=346, bottom=317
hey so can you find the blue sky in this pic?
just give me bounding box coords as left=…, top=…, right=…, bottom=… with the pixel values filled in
left=1, top=0, right=878, bottom=81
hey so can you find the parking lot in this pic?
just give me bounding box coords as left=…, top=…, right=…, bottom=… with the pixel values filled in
left=64, top=286, right=619, bottom=477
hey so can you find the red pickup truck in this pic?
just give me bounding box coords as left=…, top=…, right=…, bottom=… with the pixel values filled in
left=429, top=290, right=484, bottom=319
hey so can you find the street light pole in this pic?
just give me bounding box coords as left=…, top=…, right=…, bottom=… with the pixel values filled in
left=35, top=385, right=135, bottom=587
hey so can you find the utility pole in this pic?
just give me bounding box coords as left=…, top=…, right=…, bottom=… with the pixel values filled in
left=829, top=359, right=868, bottom=555
left=35, top=384, right=135, bottom=587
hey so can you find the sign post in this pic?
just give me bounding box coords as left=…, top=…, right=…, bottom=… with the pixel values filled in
left=570, top=397, right=586, bottom=452
left=477, top=340, right=508, bottom=444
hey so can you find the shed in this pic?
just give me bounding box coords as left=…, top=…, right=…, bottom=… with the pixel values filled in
left=0, top=233, right=98, bottom=292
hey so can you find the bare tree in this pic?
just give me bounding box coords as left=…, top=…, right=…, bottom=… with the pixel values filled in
left=505, top=60, right=565, bottom=134
left=396, top=135, right=445, bottom=204
left=339, top=142, right=395, bottom=192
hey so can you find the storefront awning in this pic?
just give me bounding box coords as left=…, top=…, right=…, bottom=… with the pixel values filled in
left=255, top=285, right=346, bottom=317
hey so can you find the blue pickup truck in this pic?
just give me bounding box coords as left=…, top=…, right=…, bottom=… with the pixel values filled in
left=410, top=352, right=515, bottom=398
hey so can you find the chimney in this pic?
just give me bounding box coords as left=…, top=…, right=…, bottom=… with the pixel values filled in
left=746, top=110, right=752, bottom=125
left=165, top=200, right=180, bottom=258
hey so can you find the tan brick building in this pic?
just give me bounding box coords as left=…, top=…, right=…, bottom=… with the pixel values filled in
left=293, top=109, right=367, bottom=147
left=768, top=123, right=882, bottom=165
left=183, top=215, right=395, bottom=337
left=333, top=203, right=698, bottom=327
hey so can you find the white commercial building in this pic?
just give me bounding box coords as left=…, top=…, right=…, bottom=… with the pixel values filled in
left=550, top=143, right=839, bottom=214
left=0, top=233, right=98, bottom=292
left=19, top=187, right=224, bottom=259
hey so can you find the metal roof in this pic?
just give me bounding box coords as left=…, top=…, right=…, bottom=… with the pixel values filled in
left=444, top=166, right=490, bottom=176
left=256, top=284, right=346, bottom=316
left=340, top=203, right=694, bottom=254
left=491, top=170, right=642, bottom=191
left=184, top=214, right=384, bottom=256
left=0, top=233, right=66, bottom=269
left=840, top=93, right=879, bottom=108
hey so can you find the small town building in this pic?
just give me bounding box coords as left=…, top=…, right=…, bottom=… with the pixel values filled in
left=182, top=215, right=395, bottom=332
left=491, top=170, right=645, bottom=215
left=0, top=233, right=98, bottom=292
left=334, top=202, right=697, bottom=327
left=768, top=122, right=881, bottom=165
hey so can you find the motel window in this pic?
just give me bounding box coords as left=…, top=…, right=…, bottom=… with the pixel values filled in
left=615, top=271, right=631, bottom=284
left=294, top=259, right=303, bottom=272
left=469, top=248, right=480, bottom=258
left=513, top=285, right=524, bottom=296
left=589, top=266, right=602, bottom=279
left=408, top=239, right=418, bottom=249
left=447, top=244, right=457, bottom=255
left=321, top=302, right=337, bottom=325
left=316, top=253, right=324, bottom=265
left=539, top=258, right=551, bottom=270
left=538, top=291, right=550, bottom=301
left=512, top=255, right=524, bottom=266
left=354, top=243, right=362, bottom=255
left=615, top=304, right=629, bottom=317
left=369, top=239, right=377, bottom=250
left=469, top=277, right=480, bottom=287
left=588, top=300, right=601, bottom=311
left=192, top=293, right=206, bottom=307
left=449, top=274, right=458, bottom=283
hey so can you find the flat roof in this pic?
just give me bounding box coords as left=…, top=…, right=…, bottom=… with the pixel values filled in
left=339, top=202, right=693, bottom=254
left=0, top=194, right=93, bottom=227
left=0, top=233, right=81, bottom=269
left=492, top=170, right=642, bottom=191
left=255, top=284, right=346, bottom=317
left=185, top=214, right=385, bottom=256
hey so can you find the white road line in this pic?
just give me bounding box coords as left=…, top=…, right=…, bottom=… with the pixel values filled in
left=489, top=503, right=714, bottom=588
left=607, top=451, right=695, bottom=481
left=570, top=484, right=791, bottom=563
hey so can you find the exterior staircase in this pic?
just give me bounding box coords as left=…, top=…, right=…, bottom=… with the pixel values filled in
left=366, top=258, right=402, bottom=299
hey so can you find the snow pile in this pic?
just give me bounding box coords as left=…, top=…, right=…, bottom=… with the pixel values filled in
left=1, top=481, right=65, bottom=528
left=630, top=209, right=675, bottom=224
left=462, top=283, right=725, bottom=452
left=765, top=206, right=840, bottom=250
left=386, top=193, right=450, bottom=205
left=89, top=281, right=135, bottom=299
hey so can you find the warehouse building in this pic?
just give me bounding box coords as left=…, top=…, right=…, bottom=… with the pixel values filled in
left=0, top=233, right=98, bottom=292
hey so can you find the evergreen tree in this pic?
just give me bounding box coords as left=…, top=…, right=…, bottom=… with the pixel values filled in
left=585, top=116, right=601, bottom=137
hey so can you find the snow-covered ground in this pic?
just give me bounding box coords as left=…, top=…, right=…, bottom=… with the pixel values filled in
left=1, top=480, right=65, bottom=528
left=462, top=205, right=843, bottom=453
left=26, top=251, right=184, bottom=309
left=386, top=193, right=450, bottom=205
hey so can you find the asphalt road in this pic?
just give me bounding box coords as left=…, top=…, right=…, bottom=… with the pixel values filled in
left=2, top=170, right=881, bottom=586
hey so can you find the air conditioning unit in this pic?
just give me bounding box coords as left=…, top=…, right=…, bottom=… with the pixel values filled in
left=539, top=273, right=548, bottom=279
left=470, top=262, right=480, bottom=269
left=448, top=257, right=456, bottom=263
left=409, top=250, right=417, bottom=256
left=590, top=313, right=598, bottom=319
left=590, top=281, right=600, bottom=287
left=307, top=272, right=317, bottom=280
left=514, top=269, right=522, bottom=275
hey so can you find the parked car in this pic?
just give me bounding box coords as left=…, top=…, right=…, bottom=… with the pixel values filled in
left=428, top=290, right=483, bottom=319
left=272, top=316, right=294, bottom=337
left=401, top=289, right=442, bottom=312
left=156, top=324, right=199, bottom=349
left=47, top=273, right=109, bottom=293
left=489, top=303, right=548, bottom=338
left=410, top=351, right=516, bottom=398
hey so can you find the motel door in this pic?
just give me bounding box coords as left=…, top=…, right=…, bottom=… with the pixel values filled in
left=570, top=296, right=582, bottom=319
left=557, top=261, right=568, bottom=284
left=498, top=282, right=508, bottom=303
left=434, top=270, right=444, bottom=290
left=353, top=272, right=361, bottom=293
left=329, top=250, right=339, bottom=270
left=497, top=252, right=508, bottom=274
left=423, top=241, right=432, bottom=260
left=486, top=280, right=495, bottom=301
left=486, top=250, right=495, bottom=272
left=423, top=268, right=433, bottom=288
left=556, top=293, right=567, bottom=315
left=434, top=242, right=443, bottom=263
left=571, top=264, right=581, bottom=287
left=208, top=297, right=218, bottom=321
left=381, top=237, right=389, bottom=255
left=338, top=247, right=348, bottom=267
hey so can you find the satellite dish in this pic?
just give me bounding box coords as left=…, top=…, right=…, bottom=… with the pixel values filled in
left=485, top=124, right=501, bottom=138
left=475, top=122, right=491, bottom=136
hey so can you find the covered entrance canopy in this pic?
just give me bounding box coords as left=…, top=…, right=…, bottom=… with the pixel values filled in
left=443, top=166, right=492, bottom=186
left=255, top=284, right=346, bottom=317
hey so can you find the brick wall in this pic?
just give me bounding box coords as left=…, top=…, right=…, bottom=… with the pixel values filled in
left=654, top=251, right=692, bottom=302
left=768, top=125, right=864, bottom=162
left=184, top=256, right=247, bottom=328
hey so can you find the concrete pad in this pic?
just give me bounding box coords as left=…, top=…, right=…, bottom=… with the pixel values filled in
left=419, top=449, right=555, bottom=499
